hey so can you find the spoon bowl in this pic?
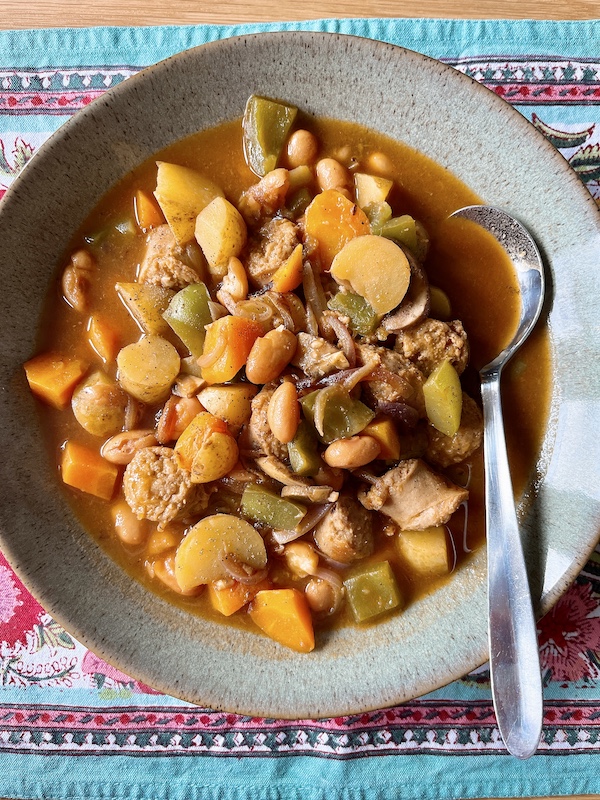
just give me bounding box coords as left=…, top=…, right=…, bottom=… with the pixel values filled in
left=451, top=204, right=546, bottom=759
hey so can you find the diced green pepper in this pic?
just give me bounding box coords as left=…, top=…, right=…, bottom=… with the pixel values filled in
left=286, top=187, right=313, bottom=219
left=423, top=359, right=462, bottom=437
left=241, top=484, right=306, bottom=530
left=162, top=283, right=212, bottom=358
left=288, top=421, right=322, bottom=477
left=242, top=95, right=298, bottom=177
left=300, top=386, right=375, bottom=444
left=377, top=214, right=418, bottom=253
left=364, top=201, right=392, bottom=231
left=344, top=561, right=403, bottom=623
left=327, top=291, right=380, bottom=337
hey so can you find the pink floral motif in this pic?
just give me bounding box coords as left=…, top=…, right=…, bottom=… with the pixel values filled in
left=0, top=555, right=43, bottom=650
left=538, top=581, right=600, bottom=682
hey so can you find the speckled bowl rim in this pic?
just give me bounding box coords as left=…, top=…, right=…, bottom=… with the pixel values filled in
left=0, top=31, right=599, bottom=718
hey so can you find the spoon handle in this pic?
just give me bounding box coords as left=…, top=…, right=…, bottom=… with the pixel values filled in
left=481, top=370, right=543, bottom=759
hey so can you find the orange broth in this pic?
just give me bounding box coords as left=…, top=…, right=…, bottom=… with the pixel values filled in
left=35, top=114, right=552, bottom=630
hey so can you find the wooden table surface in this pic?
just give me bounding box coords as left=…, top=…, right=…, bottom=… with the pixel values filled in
left=1, top=2, right=599, bottom=798
left=0, top=0, right=598, bottom=29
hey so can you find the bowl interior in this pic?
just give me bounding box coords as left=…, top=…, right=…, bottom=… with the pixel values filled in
left=1, top=32, right=599, bottom=717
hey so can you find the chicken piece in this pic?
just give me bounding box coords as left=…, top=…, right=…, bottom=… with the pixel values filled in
left=292, top=332, right=350, bottom=379
left=238, top=168, right=290, bottom=226
left=359, top=458, right=468, bottom=531
left=425, top=393, right=483, bottom=468
left=244, top=217, right=300, bottom=288
left=313, top=495, right=374, bottom=565
left=123, top=446, right=210, bottom=529
left=356, top=343, right=425, bottom=416
left=394, top=318, right=469, bottom=377
left=138, top=224, right=201, bottom=290
left=245, top=386, right=289, bottom=461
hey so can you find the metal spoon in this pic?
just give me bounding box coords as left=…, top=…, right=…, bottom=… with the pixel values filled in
left=451, top=204, right=545, bottom=759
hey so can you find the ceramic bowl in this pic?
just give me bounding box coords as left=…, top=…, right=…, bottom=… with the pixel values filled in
left=1, top=32, right=599, bottom=717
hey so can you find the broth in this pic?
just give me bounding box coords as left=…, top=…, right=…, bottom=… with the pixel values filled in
left=32, top=112, right=551, bottom=639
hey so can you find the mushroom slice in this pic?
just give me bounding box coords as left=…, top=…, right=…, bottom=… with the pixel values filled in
left=255, top=455, right=313, bottom=487
left=382, top=247, right=430, bottom=332
left=281, top=485, right=338, bottom=504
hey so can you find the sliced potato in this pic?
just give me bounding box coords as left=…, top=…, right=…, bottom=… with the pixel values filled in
left=423, top=359, right=463, bottom=437
left=197, top=384, right=257, bottom=430
left=116, top=335, right=180, bottom=403
left=175, top=514, right=268, bottom=590
left=397, top=527, right=452, bottom=575
left=174, top=411, right=238, bottom=483
left=330, top=234, right=410, bottom=315
left=194, top=197, right=248, bottom=279
left=354, top=173, right=393, bottom=209
left=154, top=161, right=224, bottom=245
left=116, top=282, right=175, bottom=335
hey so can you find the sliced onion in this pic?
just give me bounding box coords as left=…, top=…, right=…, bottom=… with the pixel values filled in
left=265, top=291, right=295, bottom=331
left=370, top=366, right=413, bottom=396
left=197, top=329, right=227, bottom=369
left=322, top=311, right=356, bottom=367
left=311, top=566, right=344, bottom=590
left=272, top=528, right=306, bottom=545
left=219, top=552, right=268, bottom=585
left=272, top=503, right=332, bottom=545
left=234, top=297, right=274, bottom=323
left=302, top=261, right=327, bottom=321
left=216, top=289, right=238, bottom=315
left=376, top=401, right=420, bottom=429
left=295, top=502, right=332, bottom=535
left=208, top=300, right=228, bottom=321
left=305, top=302, right=319, bottom=336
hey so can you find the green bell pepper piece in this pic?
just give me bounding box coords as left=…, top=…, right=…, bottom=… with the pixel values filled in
left=242, top=95, right=298, bottom=177
left=241, top=484, right=307, bottom=530
left=288, top=421, right=323, bottom=477
left=344, top=561, right=403, bottom=623
left=300, top=386, right=374, bottom=444
left=162, top=283, right=212, bottom=358
left=377, top=214, right=418, bottom=253
left=364, top=201, right=393, bottom=231
left=327, top=291, right=380, bottom=337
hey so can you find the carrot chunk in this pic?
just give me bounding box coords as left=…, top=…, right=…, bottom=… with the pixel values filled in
left=24, top=352, right=88, bottom=410
left=304, top=189, right=370, bottom=270
left=208, top=578, right=271, bottom=617
left=61, top=440, right=119, bottom=500
left=134, top=189, right=165, bottom=231
left=200, top=315, right=263, bottom=385
left=271, top=243, right=304, bottom=293
left=87, top=314, right=120, bottom=363
left=249, top=588, right=315, bottom=653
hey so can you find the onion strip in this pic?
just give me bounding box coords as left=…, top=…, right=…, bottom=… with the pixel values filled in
left=197, top=329, right=227, bottom=369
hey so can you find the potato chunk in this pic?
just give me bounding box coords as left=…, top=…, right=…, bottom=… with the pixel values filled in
left=154, top=161, right=224, bottom=245
left=175, top=514, right=267, bottom=590
left=330, top=234, right=410, bottom=315
left=195, top=197, right=248, bottom=279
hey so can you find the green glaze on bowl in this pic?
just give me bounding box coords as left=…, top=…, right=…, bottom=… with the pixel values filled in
left=0, top=32, right=599, bottom=718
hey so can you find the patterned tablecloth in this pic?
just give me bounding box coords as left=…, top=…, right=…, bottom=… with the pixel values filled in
left=1, top=17, right=600, bottom=800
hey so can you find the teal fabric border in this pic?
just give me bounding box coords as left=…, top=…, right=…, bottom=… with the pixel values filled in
left=0, top=18, right=599, bottom=68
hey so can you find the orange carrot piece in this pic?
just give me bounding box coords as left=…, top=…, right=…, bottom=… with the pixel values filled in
left=24, top=352, right=88, bottom=410
left=200, top=315, right=264, bottom=384
left=87, top=314, right=120, bottom=363
left=304, top=189, right=370, bottom=270
left=61, top=440, right=119, bottom=501
left=249, top=588, right=315, bottom=653
left=134, top=189, right=165, bottom=231
left=208, top=578, right=271, bottom=617
left=271, top=243, right=304, bottom=293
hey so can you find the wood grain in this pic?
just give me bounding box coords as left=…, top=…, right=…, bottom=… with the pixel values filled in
left=0, top=0, right=599, bottom=29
